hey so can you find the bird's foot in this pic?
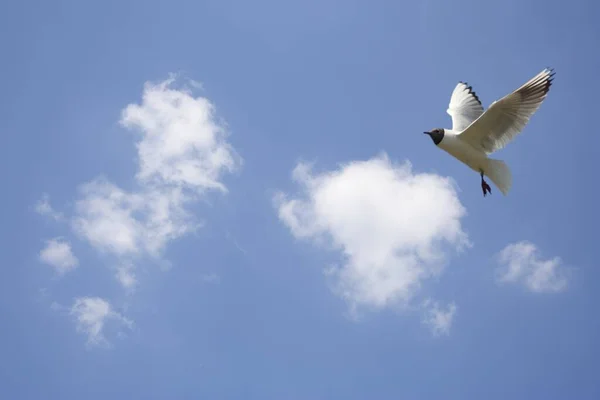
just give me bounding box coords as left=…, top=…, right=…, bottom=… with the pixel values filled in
left=481, top=179, right=492, bottom=197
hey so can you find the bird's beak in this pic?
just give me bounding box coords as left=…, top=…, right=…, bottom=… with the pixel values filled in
left=423, top=131, right=430, bottom=135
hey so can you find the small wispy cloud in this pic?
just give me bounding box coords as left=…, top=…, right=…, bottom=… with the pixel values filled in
left=115, top=262, right=137, bottom=290
left=39, top=238, right=79, bottom=275
left=496, top=241, right=568, bottom=293
left=422, top=300, right=457, bottom=336
left=224, top=230, right=247, bottom=255
left=70, top=297, right=132, bottom=347
left=35, top=193, right=63, bottom=221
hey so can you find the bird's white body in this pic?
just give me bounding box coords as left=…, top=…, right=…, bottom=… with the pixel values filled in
left=437, top=130, right=487, bottom=173
left=428, top=68, right=555, bottom=195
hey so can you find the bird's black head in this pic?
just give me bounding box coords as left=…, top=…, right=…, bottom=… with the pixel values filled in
left=423, top=128, right=445, bottom=145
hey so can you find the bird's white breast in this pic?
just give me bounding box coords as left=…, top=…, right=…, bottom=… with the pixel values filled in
left=438, top=132, right=488, bottom=172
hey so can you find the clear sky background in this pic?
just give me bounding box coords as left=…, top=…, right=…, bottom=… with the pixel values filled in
left=2, top=0, right=599, bottom=398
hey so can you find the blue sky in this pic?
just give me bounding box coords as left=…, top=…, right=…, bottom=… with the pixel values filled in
left=2, top=0, right=600, bottom=398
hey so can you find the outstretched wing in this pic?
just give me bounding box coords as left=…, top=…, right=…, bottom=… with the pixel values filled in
left=458, top=68, right=555, bottom=154
left=446, top=82, right=484, bottom=132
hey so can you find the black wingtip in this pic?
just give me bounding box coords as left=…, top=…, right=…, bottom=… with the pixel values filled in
left=459, top=81, right=482, bottom=106
left=546, top=67, right=556, bottom=88
left=541, top=67, right=556, bottom=94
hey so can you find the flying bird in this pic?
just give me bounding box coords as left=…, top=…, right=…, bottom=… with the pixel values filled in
left=424, top=68, right=555, bottom=197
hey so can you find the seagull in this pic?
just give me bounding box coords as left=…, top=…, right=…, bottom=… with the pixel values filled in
left=424, top=68, right=555, bottom=197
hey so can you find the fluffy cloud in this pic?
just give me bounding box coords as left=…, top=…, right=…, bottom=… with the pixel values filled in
left=62, top=76, right=240, bottom=289
left=39, top=238, right=79, bottom=275
left=496, top=241, right=568, bottom=293
left=70, top=297, right=132, bottom=346
left=422, top=300, right=457, bottom=336
left=71, top=179, right=194, bottom=260
left=120, top=76, right=239, bottom=191
left=35, top=75, right=240, bottom=345
left=274, top=154, right=468, bottom=317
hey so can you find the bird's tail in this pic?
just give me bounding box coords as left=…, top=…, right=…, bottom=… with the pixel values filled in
left=485, top=158, right=512, bottom=195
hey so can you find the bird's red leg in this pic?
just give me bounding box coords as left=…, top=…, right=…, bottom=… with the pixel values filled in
left=480, top=171, right=492, bottom=197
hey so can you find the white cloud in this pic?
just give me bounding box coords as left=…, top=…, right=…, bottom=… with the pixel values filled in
left=39, top=238, right=79, bottom=275
left=72, top=179, right=145, bottom=257
left=63, top=76, right=240, bottom=288
left=496, top=241, right=568, bottom=293
left=422, top=300, right=457, bottom=336
left=35, top=193, right=63, bottom=221
left=70, top=297, right=132, bottom=346
left=71, top=179, right=194, bottom=259
left=116, top=262, right=137, bottom=290
left=274, top=154, right=469, bottom=316
left=120, top=75, right=239, bottom=192
left=35, top=75, right=240, bottom=346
